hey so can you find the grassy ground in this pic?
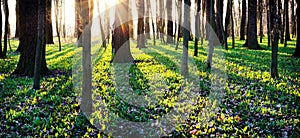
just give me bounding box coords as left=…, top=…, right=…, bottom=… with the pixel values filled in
left=0, top=37, right=299, bottom=137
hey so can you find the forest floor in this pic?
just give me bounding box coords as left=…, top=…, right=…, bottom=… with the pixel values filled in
left=0, top=38, right=299, bottom=137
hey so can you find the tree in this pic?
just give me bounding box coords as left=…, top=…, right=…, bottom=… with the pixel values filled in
left=259, top=0, right=263, bottom=43
left=15, top=0, right=20, bottom=38
left=166, top=0, right=174, bottom=43
left=194, top=0, right=201, bottom=56
left=46, top=0, right=54, bottom=44
left=0, top=0, right=4, bottom=59
left=54, top=0, right=62, bottom=51
left=240, top=0, right=246, bottom=40
left=182, top=0, right=190, bottom=77
left=3, top=0, right=9, bottom=58
left=270, top=0, right=279, bottom=78
left=292, top=0, right=300, bottom=57
left=34, top=0, right=46, bottom=89
left=216, top=0, right=227, bottom=50
left=112, top=0, right=134, bottom=62
left=176, top=0, right=183, bottom=50
left=13, top=0, right=49, bottom=76
left=145, top=0, right=151, bottom=39
left=128, top=0, right=134, bottom=39
left=284, top=0, right=291, bottom=42
left=136, top=0, right=146, bottom=48
left=291, top=0, right=296, bottom=38
left=243, top=0, right=260, bottom=49
left=206, top=0, right=216, bottom=68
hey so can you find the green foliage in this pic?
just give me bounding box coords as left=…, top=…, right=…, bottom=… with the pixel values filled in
left=0, top=38, right=299, bottom=137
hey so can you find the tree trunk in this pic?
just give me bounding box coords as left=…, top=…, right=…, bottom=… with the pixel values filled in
left=182, top=0, right=190, bottom=78
left=194, top=0, right=201, bottom=56
left=13, top=0, right=49, bottom=76
left=129, top=0, right=134, bottom=39
left=216, top=0, right=223, bottom=44
left=284, top=0, right=291, bottom=41
left=259, top=0, right=263, bottom=43
left=230, top=0, right=235, bottom=48
left=240, top=0, right=246, bottom=40
left=45, top=0, right=54, bottom=44
left=54, top=0, right=62, bottom=51
left=244, top=0, right=260, bottom=49
left=137, top=0, right=146, bottom=48
left=34, top=0, right=46, bottom=89
left=112, top=0, right=134, bottom=62
left=3, top=0, right=9, bottom=58
left=291, top=0, right=296, bottom=38
left=270, top=0, right=278, bottom=78
left=293, top=1, right=300, bottom=57
left=15, top=0, right=20, bottom=38
left=0, top=1, right=4, bottom=59
left=145, top=0, right=151, bottom=39
left=267, top=0, right=271, bottom=47
left=176, top=0, right=183, bottom=50
left=79, top=0, right=93, bottom=116
left=166, top=0, right=173, bottom=43
left=206, top=0, right=216, bottom=69
left=278, top=0, right=284, bottom=44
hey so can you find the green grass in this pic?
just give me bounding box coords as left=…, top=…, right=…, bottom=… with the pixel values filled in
left=0, top=37, right=299, bottom=137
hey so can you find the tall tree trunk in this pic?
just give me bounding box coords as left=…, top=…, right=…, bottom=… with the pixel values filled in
left=46, top=0, right=54, bottom=44
left=225, top=0, right=231, bottom=38
left=194, top=0, right=201, bottom=56
left=284, top=0, right=291, bottom=41
left=112, top=0, right=134, bottom=62
left=270, top=0, right=278, bottom=78
left=0, top=1, right=4, bottom=59
left=267, top=0, right=271, bottom=47
left=54, top=0, right=62, bottom=51
left=259, top=0, right=263, bottom=43
left=34, top=0, right=46, bottom=89
left=240, top=0, right=246, bottom=40
left=145, top=0, right=151, bottom=39
left=79, top=0, right=92, bottom=116
left=96, top=0, right=107, bottom=48
left=137, top=0, right=146, bottom=48
left=15, top=0, right=20, bottom=38
left=13, top=0, right=49, bottom=76
left=176, top=0, right=183, bottom=50
left=166, top=0, right=174, bottom=43
left=206, top=0, right=216, bottom=69
left=293, top=0, right=300, bottom=57
left=291, top=0, right=296, bottom=38
left=230, top=0, right=235, bottom=48
left=279, top=0, right=284, bottom=44
left=3, top=0, right=9, bottom=58
left=182, top=0, right=190, bottom=78
left=216, top=0, right=223, bottom=44
left=129, top=0, right=134, bottom=39
left=244, top=0, right=260, bottom=49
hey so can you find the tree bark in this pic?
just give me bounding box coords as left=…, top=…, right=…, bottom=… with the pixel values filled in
left=137, top=0, right=146, bottom=48
left=145, top=0, right=151, bottom=39
left=46, top=0, right=54, bottom=44
left=166, top=0, right=174, bottom=43
left=176, top=0, right=183, bottom=50
left=13, top=0, right=49, bottom=76
left=244, top=0, right=260, bottom=49
left=270, top=0, right=278, bottom=78
left=291, top=0, right=296, bottom=38
left=112, top=0, right=134, bottom=62
left=182, top=0, right=190, bottom=78
left=3, top=0, right=9, bottom=58
left=194, top=0, right=201, bottom=56
left=15, top=0, right=20, bottom=38
left=54, top=0, right=62, bottom=51
left=0, top=1, right=4, bottom=59
left=293, top=0, right=300, bottom=57
left=34, top=0, right=46, bottom=89
left=284, top=0, right=291, bottom=41
left=240, top=0, right=246, bottom=40
left=259, top=0, right=263, bottom=43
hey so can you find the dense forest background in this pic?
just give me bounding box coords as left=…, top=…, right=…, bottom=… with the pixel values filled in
left=0, top=0, right=299, bottom=137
